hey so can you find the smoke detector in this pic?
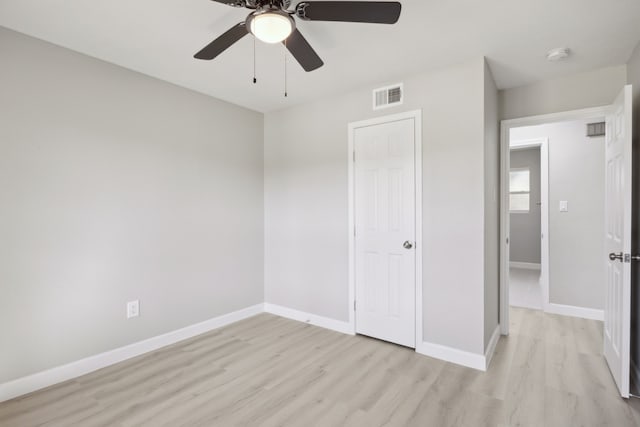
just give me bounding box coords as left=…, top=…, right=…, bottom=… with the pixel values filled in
left=546, top=47, right=571, bottom=62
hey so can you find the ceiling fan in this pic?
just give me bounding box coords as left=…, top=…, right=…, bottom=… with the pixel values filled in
left=194, top=0, right=402, bottom=72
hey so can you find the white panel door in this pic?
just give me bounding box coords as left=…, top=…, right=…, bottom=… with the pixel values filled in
left=354, top=118, right=415, bottom=348
left=604, top=85, right=633, bottom=398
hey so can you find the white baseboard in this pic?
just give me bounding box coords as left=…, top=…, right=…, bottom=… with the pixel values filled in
left=415, top=325, right=500, bottom=372
left=545, top=303, right=604, bottom=321
left=416, top=341, right=487, bottom=371
left=263, top=303, right=354, bottom=335
left=484, top=325, right=501, bottom=370
left=264, top=304, right=500, bottom=372
left=0, top=303, right=264, bottom=403
left=0, top=302, right=502, bottom=402
left=509, top=262, right=541, bottom=270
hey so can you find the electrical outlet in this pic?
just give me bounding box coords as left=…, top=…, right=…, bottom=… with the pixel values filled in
left=127, top=300, right=139, bottom=319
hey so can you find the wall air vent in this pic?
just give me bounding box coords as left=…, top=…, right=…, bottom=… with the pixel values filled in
left=373, top=83, right=403, bottom=110
left=586, top=122, right=606, bottom=137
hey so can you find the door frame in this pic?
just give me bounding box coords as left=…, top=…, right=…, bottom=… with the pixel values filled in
left=347, top=109, right=423, bottom=348
left=500, top=106, right=609, bottom=335
left=508, top=138, right=550, bottom=313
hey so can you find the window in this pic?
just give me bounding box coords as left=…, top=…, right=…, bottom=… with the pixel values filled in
left=509, top=168, right=530, bottom=212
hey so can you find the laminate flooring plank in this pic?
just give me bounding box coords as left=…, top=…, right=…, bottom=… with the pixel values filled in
left=190, top=332, right=353, bottom=426
left=570, top=316, right=603, bottom=356
left=231, top=339, right=396, bottom=426
left=468, top=335, right=517, bottom=400
left=502, top=334, right=545, bottom=426
left=442, top=389, right=505, bottom=427
left=253, top=339, right=375, bottom=427
left=0, top=379, right=83, bottom=423
left=154, top=328, right=340, bottom=425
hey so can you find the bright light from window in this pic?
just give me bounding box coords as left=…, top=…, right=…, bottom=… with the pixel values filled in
left=510, top=168, right=530, bottom=212
left=510, top=169, right=530, bottom=192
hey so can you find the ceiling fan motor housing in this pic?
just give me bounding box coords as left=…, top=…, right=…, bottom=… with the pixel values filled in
left=223, top=0, right=292, bottom=10
left=222, top=0, right=247, bottom=7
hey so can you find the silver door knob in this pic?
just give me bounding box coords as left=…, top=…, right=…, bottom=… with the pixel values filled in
left=609, top=252, right=623, bottom=262
left=403, top=241, right=413, bottom=249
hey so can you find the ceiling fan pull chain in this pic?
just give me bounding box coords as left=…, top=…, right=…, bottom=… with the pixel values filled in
left=253, top=36, right=257, bottom=84
left=284, top=39, right=288, bottom=97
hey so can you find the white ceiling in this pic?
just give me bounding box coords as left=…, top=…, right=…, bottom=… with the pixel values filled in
left=1, top=0, right=639, bottom=112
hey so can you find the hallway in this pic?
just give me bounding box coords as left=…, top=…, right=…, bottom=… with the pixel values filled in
left=509, top=267, right=543, bottom=310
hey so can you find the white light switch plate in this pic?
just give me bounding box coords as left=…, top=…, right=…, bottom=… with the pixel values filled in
left=559, top=201, right=568, bottom=212
left=127, top=300, right=140, bottom=319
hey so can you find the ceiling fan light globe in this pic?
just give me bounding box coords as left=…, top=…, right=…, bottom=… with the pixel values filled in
left=250, top=12, right=293, bottom=44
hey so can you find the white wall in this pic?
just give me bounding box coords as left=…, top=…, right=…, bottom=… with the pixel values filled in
left=265, top=58, right=498, bottom=356
left=510, top=119, right=605, bottom=310
left=0, top=28, right=264, bottom=383
left=483, top=61, right=500, bottom=349
left=509, top=147, right=541, bottom=264
left=499, top=66, right=627, bottom=120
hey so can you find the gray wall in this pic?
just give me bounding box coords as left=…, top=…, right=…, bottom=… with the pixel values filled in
left=627, top=40, right=640, bottom=390
left=483, top=61, right=500, bottom=349
left=511, top=119, right=605, bottom=310
left=0, top=28, right=264, bottom=383
left=499, top=66, right=627, bottom=120
left=265, top=58, right=497, bottom=356
left=509, top=147, right=541, bottom=264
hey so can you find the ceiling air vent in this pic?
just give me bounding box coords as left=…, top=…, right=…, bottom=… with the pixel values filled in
left=586, top=122, right=606, bottom=137
left=373, top=83, right=403, bottom=110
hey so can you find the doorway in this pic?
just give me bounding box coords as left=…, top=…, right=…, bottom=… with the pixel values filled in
left=508, top=140, right=548, bottom=311
left=500, top=85, right=634, bottom=398
left=347, top=110, right=422, bottom=349
left=500, top=106, right=610, bottom=336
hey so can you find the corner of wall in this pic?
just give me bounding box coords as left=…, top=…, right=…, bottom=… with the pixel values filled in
left=482, top=59, right=501, bottom=352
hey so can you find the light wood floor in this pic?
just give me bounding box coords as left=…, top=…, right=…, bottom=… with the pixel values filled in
left=1, top=307, right=640, bottom=426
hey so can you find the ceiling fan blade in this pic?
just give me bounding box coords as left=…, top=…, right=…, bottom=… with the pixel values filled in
left=295, top=1, right=401, bottom=24
left=284, top=29, right=324, bottom=72
left=194, top=22, right=248, bottom=60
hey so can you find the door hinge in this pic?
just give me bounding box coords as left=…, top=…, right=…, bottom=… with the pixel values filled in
left=354, top=300, right=356, bottom=311
left=624, top=254, right=640, bottom=262
left=620, top=254, right=640, bottom=262
left=353, top=151, right=356, bottom=162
